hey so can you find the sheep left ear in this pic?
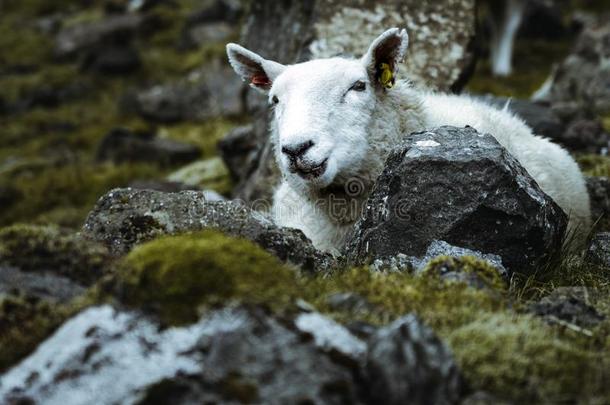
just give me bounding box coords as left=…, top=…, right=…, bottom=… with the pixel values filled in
left=362, top=28, right=409, bottom=90
left=226, top=43, right=286, bottom=93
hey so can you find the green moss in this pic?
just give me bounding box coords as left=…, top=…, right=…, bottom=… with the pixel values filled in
left=0, top=293, right=68, bottom=372
left=0, top=64, right=79, bottom=105
left=447, top=313, right=605, bottom=402
left=422, top=255, right=507, bottom=291
left=306, top=267, right=505, bottom=328
left=167, top=157, right=233, bottom=195
left=576, top=154, right=610, bottom=177
left=0, top=16, right=53, bottom=68
left=159, top=118, right=244, bottom=159
left=115, top=230, right=299, bottom=325
left=602, top=115, right=610, bottom=134
left=0, top=163, right=164, bottom=228
left=0, top=224, right=111, bottom=285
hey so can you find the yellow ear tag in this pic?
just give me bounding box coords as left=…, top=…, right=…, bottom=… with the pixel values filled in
left=379, top=63, right=394, bottom=89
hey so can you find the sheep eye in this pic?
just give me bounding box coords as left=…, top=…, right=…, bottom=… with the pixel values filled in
left=349, top=80, right=366, bottom=92
left=271, top=95, right=279, bottom=104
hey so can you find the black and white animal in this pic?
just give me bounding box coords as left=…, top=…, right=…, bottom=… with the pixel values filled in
left=227, top=28, right=591, bottom=254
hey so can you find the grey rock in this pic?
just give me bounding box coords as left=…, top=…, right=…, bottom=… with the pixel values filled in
left=128, top=179, right=200, bottom=193
left=543, top=16, right=610, bottom=117
left=232, top=0, right=476, bottom=202
left=81, top=43, right=141, bottom=75
left=133, top=61, right=244, bottom=123
left=345, top=126, right=568, bottom=275
left=294, top=311, right=368, bottom=363
left=96, top=128, right=200, bottom=167
left=218, top=124, right=258, bottom=182
left=82, top=188, right=333, bottom=272
left=0, top=266, right=85, bottom=304
left=55, top=14, right=145, bottom=58
left=585, top=176, right=610, bottom=226
left=180, top=0, right=242, bottom=48
left=586, top=232, right=610, bottom=268
left=561, top=119, right=610, bottom=154
left=529, top=287, right=605, bottom=329
left=2, top=306, right=366, bottom=404
left=369, top=240, right=508, bottom=290
left=365, top=314, right=464, bottom=405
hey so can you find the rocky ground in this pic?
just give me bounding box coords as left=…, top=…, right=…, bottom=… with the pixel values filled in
left=1, top=0, right=610, bottom=404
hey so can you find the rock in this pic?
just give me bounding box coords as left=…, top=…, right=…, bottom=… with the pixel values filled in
left=294, top=311, right=367, bottom=363
left=233, top=0, right=476, bottom=202
left=370, top=240, right=507, bottom=277
left=218, top=124, right=257, bottom=182
left=586, top=232, right=610, bottom=267
left=561, top=119, right=610, bottom=154
left=0, top=306, right=365, bottom=404
left=82, top=188, right=333, bottom=272
left=55, top=14, right=146, bottom=58
left=132, top=60, right=244, bottom=123
left=0, top=266, right=85, bottom=304
left=475, top=95, right=564, bottom=140
left=365, top=314, right=464, bottom=405
left=95, top=127, right=201, bottom=167
left=180, top=0, right=242, bottom=48
left=81, top=43, right=141, bottom=75
left=585, top=176, right=610, bottom=226
left=167, top=157, right=231, bottom=194
left=0, top=224, right=110, bottom=287
left=529, top=287, right=605, bottom=329
left=369, top=240, right=508, bottom=291
left=345, top=126, right=568, bottom=275
left=128, top=179, right=200, bottom=193
left=542, top=16, right=610, bottom=116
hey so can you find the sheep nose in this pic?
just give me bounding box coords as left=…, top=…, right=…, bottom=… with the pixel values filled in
left=281, top=140, right=314, bottom=160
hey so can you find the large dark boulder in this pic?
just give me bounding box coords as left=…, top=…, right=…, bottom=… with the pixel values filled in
left=82, top=188, right=333, bottom=272
left=365, top=314, right=464, bottom=405
left=345, top=126, right=568, bottom=275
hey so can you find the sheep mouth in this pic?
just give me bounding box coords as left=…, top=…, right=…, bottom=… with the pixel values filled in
left=293, top=159, right=328, bottom=179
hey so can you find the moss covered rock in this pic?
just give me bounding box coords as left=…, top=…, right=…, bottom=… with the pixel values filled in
left=0, top=224, right=111, bottom=285
left=115, top=230, right=299, bottom=324
left=447, top=313, right=603, bottom=402
left=0, top=293, right=68, bottom=372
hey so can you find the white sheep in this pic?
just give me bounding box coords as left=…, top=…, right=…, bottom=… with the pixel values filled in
left=226, top=28, right=591, bottom=255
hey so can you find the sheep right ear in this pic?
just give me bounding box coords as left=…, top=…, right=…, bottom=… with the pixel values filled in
left=226, top=43, right=286, bottom=93
left=362, top=28, right=409, bottom=90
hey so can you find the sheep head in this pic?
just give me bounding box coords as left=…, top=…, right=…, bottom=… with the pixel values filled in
left=227, top=28, right=409, bottom=192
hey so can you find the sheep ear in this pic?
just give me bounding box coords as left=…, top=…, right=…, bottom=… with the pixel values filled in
left=226, top=43, right=286, bottom=93
left=362, top=28, right=409, bottom=90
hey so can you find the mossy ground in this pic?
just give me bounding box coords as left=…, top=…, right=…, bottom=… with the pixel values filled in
left=0, top=224, right=111, bottom=285
left=0, top=0, right=241, bottom=229
left=2, top=1, right=610, bottom=403
left=99, top=228, right=610, bottom=403
left=0, top=293, right=68, bottom=372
